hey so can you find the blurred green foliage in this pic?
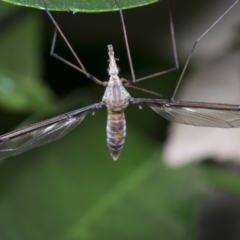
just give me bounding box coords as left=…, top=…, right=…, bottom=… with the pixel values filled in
left=0, top=112, right=206, bottom=240
left=0, top=1, right=55, bottom=113
left=0, top=1, right=240, bottom=240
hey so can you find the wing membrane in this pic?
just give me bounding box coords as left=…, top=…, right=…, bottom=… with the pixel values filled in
left=0, top=102, right=104, bottom=160
left=131, top=98, right=240, bottom=128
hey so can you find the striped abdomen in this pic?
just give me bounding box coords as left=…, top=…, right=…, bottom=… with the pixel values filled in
left=106, top=110, right=126, bottom=160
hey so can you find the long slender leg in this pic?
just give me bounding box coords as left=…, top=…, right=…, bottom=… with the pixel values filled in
left=134, top=0, right=179, bottom=83
left=172, top=0, right=239, bottom=99
left=116, top=0, right=178, bottom=85
left=122, top=79, right=165, bottom=97
left=40, top=0, right=106, bottom=86
left=114, top=0, right=136, bottom=82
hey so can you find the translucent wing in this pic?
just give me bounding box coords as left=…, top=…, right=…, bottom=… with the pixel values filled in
left=0, top=102, right=104, bottom=160
left=131, top=98, right=240, bottom=128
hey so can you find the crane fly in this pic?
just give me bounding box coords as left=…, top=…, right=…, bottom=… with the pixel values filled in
left=0, top=0, right=239, bottom=160
left=1, top=45, right=240, bottom=160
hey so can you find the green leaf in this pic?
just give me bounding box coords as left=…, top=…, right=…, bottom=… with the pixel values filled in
left=1, top=0, right=159, bottom=12
left=0, top=1, right=55, bottom=112
left=0, top=108, right=206, bottom=240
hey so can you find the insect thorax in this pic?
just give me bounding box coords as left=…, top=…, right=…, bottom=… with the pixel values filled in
left=102, top=76, right=130, bottom=112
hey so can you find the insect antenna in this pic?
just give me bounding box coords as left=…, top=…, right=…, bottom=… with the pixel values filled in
left=172, top=0, right=239, bottom=99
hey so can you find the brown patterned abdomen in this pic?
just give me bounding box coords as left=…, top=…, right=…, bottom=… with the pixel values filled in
left=106, top=110, right=126, bottom=160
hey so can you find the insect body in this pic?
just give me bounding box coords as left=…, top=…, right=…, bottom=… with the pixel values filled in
left=102, top=45, right=130, bottom=160
left=1, top=45, right=240, bottom=161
